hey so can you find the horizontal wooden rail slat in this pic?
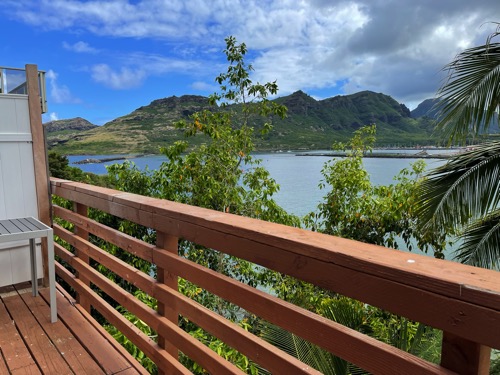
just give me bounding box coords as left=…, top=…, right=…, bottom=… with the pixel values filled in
left=53, top=247, right=191, bottom=375
left=152, top=249, right=455, bottom=375
left=54, top=238, right=245, bottom=375
left=152, top=283, right=322, bottom=375
left=53, top=219, right=454, bottom=375
left=54, top=224, right=154, bottom=294
left=50, top=179, right=499, bottom=307
left=52, top=213, right=452, bottom=373
left=54, top=205, right=154, bottom=263
left=51, top=179, right=500, bottom=308
left=51, top=179, right=500, bottom=350
left=54, top=223, right=322, bottom=375
left=50, top=177, right=500, bottom=375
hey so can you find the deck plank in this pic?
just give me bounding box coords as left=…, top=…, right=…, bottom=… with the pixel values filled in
left=0, top=354, right=9, bottom=374
left=114, top=368, right=149, bottom=375
left=0, top=289, right=41, bottom=374
left=39, top=288, right=136, bottom=375
left=2, top=290, right=73, bottom=374
left=66, top=302, right=150, bottom=375
left=1, top=283, right=147, bottom=375
left=42, top=286, right=149, bottom=375
left=10, top=363, right=42, bottom=375
left=18, top=286, right=105, bottom=375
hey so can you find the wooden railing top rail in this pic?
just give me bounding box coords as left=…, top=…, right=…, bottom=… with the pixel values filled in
left=50, top=178, right=500, bottom=373
left=50, top=178, right=500, bottom=309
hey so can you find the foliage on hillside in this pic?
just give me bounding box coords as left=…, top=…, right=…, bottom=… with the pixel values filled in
left=44, top=117, right=98, bottom=148
left=410, top=98, right=440, bottom=119
left=304, top=125, right=447, bottom=257
left=47, top=90, right=438, bottom=155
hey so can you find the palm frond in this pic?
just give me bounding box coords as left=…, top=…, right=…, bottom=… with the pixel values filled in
left=259, top=322, right=339, bottom=375
left=258, top=297, right=372, bottom=375
left=407, top=323, right=442, bottom=364
left=417, top=141, right=500, bottom=233
left=321, top=297, right=373, bottom=336
left=454, top=208, right=500, bottom=269
left=435, top=42, right=500, bottom=142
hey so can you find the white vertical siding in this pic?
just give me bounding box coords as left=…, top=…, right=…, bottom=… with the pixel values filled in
left=0, top=94, right=42, bottom=286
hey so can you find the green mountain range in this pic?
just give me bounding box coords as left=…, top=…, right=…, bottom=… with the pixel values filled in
left=45, top=117, right=98, bottom=148
left=46, top=90, right=439, bottom=155
left=410, top=98, right=440, bottom=119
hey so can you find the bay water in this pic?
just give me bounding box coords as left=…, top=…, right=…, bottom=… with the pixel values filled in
left=69, top=150, right=455, bottom=257
left=69, top=149, right=449, bottom=218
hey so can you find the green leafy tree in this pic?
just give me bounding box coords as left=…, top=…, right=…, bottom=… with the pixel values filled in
left=86, top=36, right=450, bottom=375
left=105, top=36, right=299, bottom=373
left=48, top=151, right=72, bottom=179
left=107, top=36, right=300, bottom=298
left=108, top=36, right=295, bottom=226
left=48, top=150, right=110, bottom=186
left=262, top=126, right=444, bottom=374
left=417, top=24, right=500, bottom=270
left=304, top=125, right=445, bottom=255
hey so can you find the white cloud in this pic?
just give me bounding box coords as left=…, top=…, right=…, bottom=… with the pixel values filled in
left=120, top=52, right=203, bottom=75
left=88, top=53, right=206, bottom=90
left=62, top=41, right=98, bottom=53
left=42, top=112, right=59, bottom=123
left=46, top=69, right=81, bottom=104
left=4, top=0, right=500, bottom=105
left=191, top=81, right=218, bottom=92
left=90, top=64, right=146, bottom=89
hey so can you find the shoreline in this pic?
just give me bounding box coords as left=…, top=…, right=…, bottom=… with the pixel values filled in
left=69, top=147, right=464, bottom=163
left=72, top=154, right=149, bottom=164
left=295, top=151, right=455, bottom=159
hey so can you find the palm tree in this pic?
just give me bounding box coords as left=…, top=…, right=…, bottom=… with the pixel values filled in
left=417, top=23, right=500, bottom=270
left=258, top=297, right=441, bottom=374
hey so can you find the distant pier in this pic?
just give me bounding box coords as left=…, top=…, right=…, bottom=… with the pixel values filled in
left=73, top=156, right=128, bottom=164
left=295, top=151, right=455, bottom=159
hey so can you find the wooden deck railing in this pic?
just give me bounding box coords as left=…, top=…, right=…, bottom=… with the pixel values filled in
left=50, top=177, right=500, bottom=375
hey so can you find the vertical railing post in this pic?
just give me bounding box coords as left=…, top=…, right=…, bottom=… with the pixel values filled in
left=441, top=331, right=491, bottom=375
left=74, top=202, right=91, bottom=313
left=156, top=230, right=179, bottom=372
left=26, top=64, right=51, bottom=287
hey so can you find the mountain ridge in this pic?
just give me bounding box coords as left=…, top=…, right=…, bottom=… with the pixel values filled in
left=47, top=90, right=438, bottom=154
left=44, top=117, right=98, bottom=148
left=410, top=99, right=440, bottom=119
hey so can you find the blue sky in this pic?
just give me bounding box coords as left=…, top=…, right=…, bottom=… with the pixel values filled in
left=1, top=0, right=499, bottom=125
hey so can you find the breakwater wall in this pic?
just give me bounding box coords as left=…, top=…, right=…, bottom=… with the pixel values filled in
left=296, top=152, right=454, bottom=159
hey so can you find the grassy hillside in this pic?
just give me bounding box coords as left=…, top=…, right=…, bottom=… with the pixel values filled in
left=48, top=91, right=438, bottom=155
left=44, top=117, right=98, bottom=148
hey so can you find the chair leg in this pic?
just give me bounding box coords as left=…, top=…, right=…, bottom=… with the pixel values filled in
left=47, top=231, right=57, bottom=323
left=29, top=238, right=37, bottom=296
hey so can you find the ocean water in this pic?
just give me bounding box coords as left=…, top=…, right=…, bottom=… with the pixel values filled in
left=69, top=150, right=449, bottom=218
left=69, top=150, right=457, bottom=258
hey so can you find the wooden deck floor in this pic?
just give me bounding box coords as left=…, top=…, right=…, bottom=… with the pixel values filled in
left=0, top=282, right=148, bottom=374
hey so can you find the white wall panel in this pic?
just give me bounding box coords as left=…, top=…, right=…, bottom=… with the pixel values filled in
left=0, top=93, right=40, bottom=287
left=0, top=95, right=29, bottom=133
